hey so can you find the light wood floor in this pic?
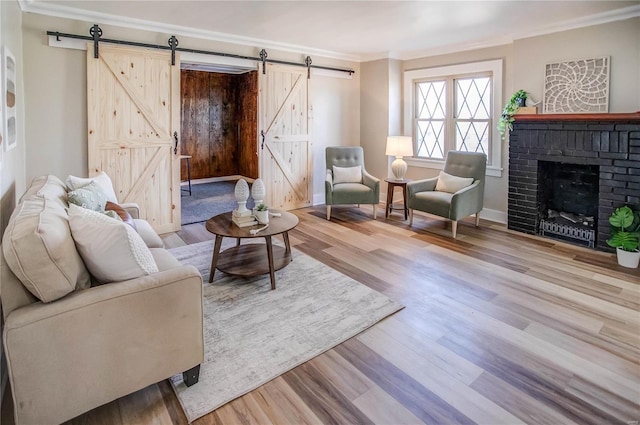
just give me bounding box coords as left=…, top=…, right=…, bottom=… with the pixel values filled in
left=3, top=205, right=639, bottom=424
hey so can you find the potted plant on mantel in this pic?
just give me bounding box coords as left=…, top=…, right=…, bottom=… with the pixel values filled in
left=498, top=89, right=528, bottom=141
left=606, top=205, right=640, bottom=268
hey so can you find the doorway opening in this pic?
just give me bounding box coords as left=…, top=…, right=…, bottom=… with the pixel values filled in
left=179, top=64, right=258, bottom=224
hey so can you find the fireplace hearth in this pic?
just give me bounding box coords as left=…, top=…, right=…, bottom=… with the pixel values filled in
left=508, top=113, right=640, bottom=251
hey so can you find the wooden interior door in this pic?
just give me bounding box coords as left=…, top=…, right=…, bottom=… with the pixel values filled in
left=259, top=64, right=312, bottom=210
left=87, top=44, right=181, bottom=233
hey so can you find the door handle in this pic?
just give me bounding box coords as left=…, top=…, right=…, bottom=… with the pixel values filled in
left=173, top=131, right=178, bottom=155
left=260, top=130, right=265, bottom=150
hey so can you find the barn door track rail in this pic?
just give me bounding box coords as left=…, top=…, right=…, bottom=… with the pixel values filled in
left=47, top=24, right=355, bottom=78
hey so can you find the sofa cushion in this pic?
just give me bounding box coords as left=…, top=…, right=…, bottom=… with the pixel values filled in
left=133, top=219, right=164, bottom=248
left=2, top=175, right=91, bottom=302
left=68, top=204, right=158, bottom=283
left=67, top=181, right=108, bottom=212
left=333, top=165, right=362, bottom=184
left=435, top=171, right=474, bottom=194
left=66, top=172, right=118, bottom=203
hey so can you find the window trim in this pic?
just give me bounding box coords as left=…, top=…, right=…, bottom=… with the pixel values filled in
left=403, top=59, right=504, bottom=177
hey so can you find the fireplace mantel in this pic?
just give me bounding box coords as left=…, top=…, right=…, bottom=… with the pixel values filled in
left=507, top=114, right=640, bottom=251
left=514, top=112, right=640, bottom=122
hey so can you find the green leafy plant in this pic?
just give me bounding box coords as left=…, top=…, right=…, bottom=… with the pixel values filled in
left=606, top=205, right=640, bottom=252
left=498, top=89, right=528, bottom=141
left=255, top=203, right=268, bottom=212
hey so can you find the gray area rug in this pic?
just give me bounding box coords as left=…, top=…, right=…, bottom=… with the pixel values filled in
left=168, top=240, right=403, bottom=423
left=181, top=181, right=249, bottom=225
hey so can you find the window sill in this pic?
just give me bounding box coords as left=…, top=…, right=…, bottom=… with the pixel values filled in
left=405, top=157, right=503, bottom=178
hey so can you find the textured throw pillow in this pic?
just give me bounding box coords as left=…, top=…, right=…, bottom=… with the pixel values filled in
left=105, top=201, right=137, bottom=230
left=66, top=172, right=118, bottom=203
left=333, top=165, right=362, bottom=184
left=435, top=171, right=474, bottom=194
left=67, top=204, right=158, bottom=283
left=67, top=181, right=107, bottom=211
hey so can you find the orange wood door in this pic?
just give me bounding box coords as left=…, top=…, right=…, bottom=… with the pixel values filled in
left=259, top=64, right=312, bottom=210
left=87, top=44, right=181, bottom=233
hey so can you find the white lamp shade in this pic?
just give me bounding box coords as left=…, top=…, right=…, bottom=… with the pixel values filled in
left=385, top=136, right=414, bottom=157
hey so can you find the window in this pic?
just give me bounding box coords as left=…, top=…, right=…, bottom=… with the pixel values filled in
left=404, top=60, right=503, bottom=177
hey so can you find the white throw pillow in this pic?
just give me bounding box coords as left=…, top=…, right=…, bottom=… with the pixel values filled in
left=435, top=171, right=474, bottom=194
left=66, top=172, right=118, bottom=203
left=333, top=166, right=362, bottom=184
left=67, top=204, right=158, bottom=283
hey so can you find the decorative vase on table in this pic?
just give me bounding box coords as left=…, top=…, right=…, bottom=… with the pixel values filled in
left=251, top=178, right=266, bottom=207
left=234, top=179, right=250, bottom=213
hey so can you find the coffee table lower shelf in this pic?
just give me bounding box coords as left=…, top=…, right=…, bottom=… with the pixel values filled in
left=216, top=244, right=292, bottom=277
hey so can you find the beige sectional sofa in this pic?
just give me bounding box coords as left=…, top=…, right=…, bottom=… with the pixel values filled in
left=1, top=175, right=204, bottom=425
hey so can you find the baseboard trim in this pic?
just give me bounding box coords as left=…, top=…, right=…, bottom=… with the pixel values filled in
left=479, top=208, right=507, bottom=224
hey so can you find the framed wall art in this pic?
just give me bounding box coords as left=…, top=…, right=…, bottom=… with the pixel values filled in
left=543, top=56, right=609, bottom=114
left=3, top=46, right=17, bottom=151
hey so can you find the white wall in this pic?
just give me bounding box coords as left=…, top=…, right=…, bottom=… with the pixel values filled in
left=1, top=0, right=27, bottom=232
left=310, top=73, right=360, bottom=204
left=21, top=13, right=361, bottom=205
left=514, top=17, right=640, bottom=112
left=1, top=0, right=27, bottom=406
left=360, top=59, right=392, bottom=191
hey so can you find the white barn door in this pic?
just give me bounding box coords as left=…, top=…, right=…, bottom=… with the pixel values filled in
left=87, top=44, right=181, bottom=233
left=259, top=63, right=312, bottom=210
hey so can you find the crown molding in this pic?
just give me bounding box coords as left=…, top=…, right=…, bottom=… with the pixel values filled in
left=19, top=1, right=640, bottom=64
left=512, top=4, right=640, bottom=41
left=18, top=0, right=362, bottom=63
left=363, top=4, right=640, bottom=62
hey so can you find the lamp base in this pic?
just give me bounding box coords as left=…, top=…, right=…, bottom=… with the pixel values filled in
left=391, top=157, right=408, bottom=180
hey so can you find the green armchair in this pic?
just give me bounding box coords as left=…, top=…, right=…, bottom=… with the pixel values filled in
left=407, top=151, right=486, bottom=238
left=325, top=146, right=380, bottom=220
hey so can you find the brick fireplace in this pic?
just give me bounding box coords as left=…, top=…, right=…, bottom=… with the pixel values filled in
left=508, top=113, right=640, bottom=251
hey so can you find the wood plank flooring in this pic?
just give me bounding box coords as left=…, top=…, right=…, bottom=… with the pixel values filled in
left=3, top=205, right=639, bottom=424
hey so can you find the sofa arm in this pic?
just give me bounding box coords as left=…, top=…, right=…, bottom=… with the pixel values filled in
left=407, top=177, right=438, bottom=198
left=120, top=202, right=140, bottom=219
left=325, top=169, right=333, bottom=205
left=4, top=266, right=204, bottom=425
left=362, top=170, right=380, bottom=189
left=451, top=181, right=483, bottom=220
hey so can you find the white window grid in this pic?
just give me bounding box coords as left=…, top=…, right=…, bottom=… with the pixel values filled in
left=403, top=59, right=504, bottom=177
left=413, top=73, right=492, bottom=161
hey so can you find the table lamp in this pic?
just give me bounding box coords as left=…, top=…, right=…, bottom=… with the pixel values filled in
left=386, top=136, right=413, bottom=180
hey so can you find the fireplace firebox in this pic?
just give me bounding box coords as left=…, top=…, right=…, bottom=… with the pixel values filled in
left=507, top=113, right=640, bottom=251
left=537, top=162, right=599, bottom=247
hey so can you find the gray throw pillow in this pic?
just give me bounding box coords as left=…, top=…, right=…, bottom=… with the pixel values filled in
left=67, top=181, right=107, bottom=211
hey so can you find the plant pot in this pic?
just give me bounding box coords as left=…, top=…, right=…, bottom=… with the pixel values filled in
left=616, top=247, right=640, bottom=268
left=254, top=210, right=269, bottom=225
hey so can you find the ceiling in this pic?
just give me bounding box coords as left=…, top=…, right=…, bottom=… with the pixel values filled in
left=22, top=0, right=640, bottom=61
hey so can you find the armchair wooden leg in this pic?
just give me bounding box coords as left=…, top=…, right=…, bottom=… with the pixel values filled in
left=409, top=209, right=413, bottom=226
left=183, top=364, right=201, bottom=387
left=326, top=205, right=331, bottom=220
left=372, top=204, right=377, bottom=220
left=475, top=213, right=481, bottom=227
left=451, top=221, right=458, bottom=239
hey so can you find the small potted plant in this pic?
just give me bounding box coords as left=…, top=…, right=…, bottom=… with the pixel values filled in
left=606, top=205, right=640, bottom=268
left=254, top=203, right=269, bottom=224
left=498, top=89, right=528, bottom=141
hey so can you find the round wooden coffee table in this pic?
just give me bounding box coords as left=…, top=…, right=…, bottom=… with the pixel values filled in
left=205, top=210, right=299, bottom=290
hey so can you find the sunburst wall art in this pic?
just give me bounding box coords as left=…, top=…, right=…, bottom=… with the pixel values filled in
left=543, top=56, right=609, bottom=114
